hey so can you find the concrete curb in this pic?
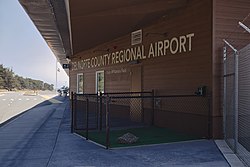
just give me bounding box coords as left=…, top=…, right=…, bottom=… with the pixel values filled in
left=215, top=140, right=246, bottom=167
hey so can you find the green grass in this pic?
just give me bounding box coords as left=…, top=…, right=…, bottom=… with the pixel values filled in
left=77, top=126, right=200, bottom=148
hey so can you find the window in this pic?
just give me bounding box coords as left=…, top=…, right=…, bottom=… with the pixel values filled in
left=96, top=71, right=104, bottom=94
left=77, top=73, right=84, bottom=94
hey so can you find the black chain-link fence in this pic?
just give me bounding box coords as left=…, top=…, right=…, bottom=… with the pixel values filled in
left=153, top=95, right=211, bottom=138
left=71, top=91, right=211, bottom=149
left=71, top=92, right=153, bottom=132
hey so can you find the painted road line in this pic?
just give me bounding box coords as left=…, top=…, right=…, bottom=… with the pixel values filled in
left=26, top=98, right=30, bottom=101
left=18, top=99, right=22, bottom=101
left=2, top=99, right=6, bottom=101
left=10, top=99, right=14, bottom=101
left=0, top=94, right=4, bottom=97
left=34, top=98, right=37, bottom=100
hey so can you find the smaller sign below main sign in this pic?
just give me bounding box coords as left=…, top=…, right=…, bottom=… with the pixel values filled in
left=63, top=64, right=70, bottom=69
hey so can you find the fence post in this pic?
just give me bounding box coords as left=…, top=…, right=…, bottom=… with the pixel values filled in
left=234, top=51, right=239, bottom=153
left=74, top=93, right=77, bottom=130
left=223, top=46, right=227, bottom=139
left=105, top=96, right=110, bottom=149
left=86, top=97, right=89, bottom=140
left=141, top=94, right=145, bottom=124
left=99, top=92, right=103, bottom=131
left=151, top=90, right=155, bottom=126
left=96, top=94, right=99, bottom=130
left=71, top=92, right=74, bottom=133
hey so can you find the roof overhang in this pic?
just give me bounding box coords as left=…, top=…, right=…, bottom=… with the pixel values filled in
left=19, top=0, right=71, bottom=75
left=69, top=0, right=187, bottom=55
left=19, top=0, right=187, bottom=68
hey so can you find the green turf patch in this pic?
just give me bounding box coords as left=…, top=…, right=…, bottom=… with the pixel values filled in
left=77, top=126, right=200, bottom=148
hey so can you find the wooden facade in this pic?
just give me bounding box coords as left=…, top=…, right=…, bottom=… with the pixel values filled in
left=70, top=0, right=212, bottom=93
left=69, top=0, right=250, bottom=138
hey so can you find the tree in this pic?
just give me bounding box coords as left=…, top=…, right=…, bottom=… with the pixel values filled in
left=26, top=78, right=34, bottom=90
left=0, top=64, right=4, bottom=89
left=0, top=77, right=4, bottom=89
left=49, top=84, right=54, bottom=91
left=3, top=67, right=16, bottom=91
left=44, top=83, right=54, bottom=91
left=0, top=64, right=54, bottom=91
left=14, top=75, right=25, bottom=90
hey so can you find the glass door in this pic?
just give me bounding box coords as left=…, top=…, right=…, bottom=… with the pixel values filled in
left=77, top=73, right=84, bottom=94
left=96, top=71, right=104, bottom=94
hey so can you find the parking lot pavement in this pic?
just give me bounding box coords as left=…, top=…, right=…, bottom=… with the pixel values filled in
left=0, top=91, right=57, bottom=124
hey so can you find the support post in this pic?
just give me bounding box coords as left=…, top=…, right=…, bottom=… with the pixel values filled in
left=223, top=46, right=227, bottom=139
left=234, top=51, right=239, bottom=153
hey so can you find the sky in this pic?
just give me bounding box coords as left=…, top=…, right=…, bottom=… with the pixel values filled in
left=0, top=0, right=69, bottom=89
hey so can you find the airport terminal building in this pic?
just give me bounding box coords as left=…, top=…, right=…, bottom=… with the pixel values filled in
left=19, top=0, right=250, bottom=143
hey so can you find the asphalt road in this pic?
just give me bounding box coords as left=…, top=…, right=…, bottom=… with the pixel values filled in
left=0, top=91, right=57, bottom=124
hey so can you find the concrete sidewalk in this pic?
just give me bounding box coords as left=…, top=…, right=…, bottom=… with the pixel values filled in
left=0, top=96, right=66, bottom=167
left=0, top=97, right=231, bottom=167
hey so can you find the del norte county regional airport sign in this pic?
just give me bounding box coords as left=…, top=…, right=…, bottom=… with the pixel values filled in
left=71, top=33, right=194, bottom=70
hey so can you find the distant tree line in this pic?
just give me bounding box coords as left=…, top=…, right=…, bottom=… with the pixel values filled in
left=0, top=64, right=54, bottom=91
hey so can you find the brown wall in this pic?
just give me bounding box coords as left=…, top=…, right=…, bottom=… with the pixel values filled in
left=143, top=0, right=212, bottom=95
left=70, top=0, right=212, bottom=94
left=213, top=0, right=250, bottom=138
left=69, top=0, right=213, bottom=137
